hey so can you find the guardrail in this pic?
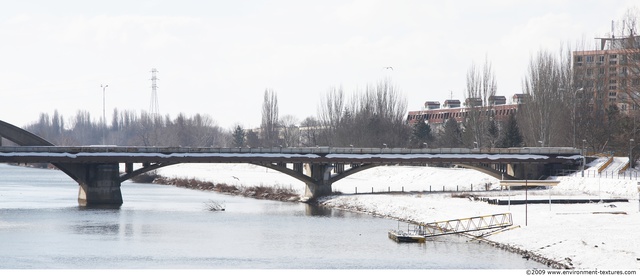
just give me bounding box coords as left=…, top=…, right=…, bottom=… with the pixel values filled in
left=554, top=169, right=640, bottom=180
left=0, top=146, right=582, bottom=155
left=418, top=213, right=513, bottom=238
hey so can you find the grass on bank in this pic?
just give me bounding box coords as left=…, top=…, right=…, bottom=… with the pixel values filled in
left=131, top=172, right=301, bottom=202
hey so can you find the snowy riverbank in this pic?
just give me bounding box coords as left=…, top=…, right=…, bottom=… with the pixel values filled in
left=155, top=158, right=640, bottom=270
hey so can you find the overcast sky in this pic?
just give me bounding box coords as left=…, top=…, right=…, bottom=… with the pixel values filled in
left=0, top=0, right=637, bottom=130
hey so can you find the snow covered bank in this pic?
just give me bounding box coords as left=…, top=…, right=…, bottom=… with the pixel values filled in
left=156, top=163, right=500, bottom=195
left=155, top=160, right=640, bottom=270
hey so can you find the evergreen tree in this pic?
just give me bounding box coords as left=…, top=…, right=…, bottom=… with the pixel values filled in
left=245, top=130, right=261, bottom=148
left=486, top=118, right=499, bottom=148
left=497, top=113, right=523, bottom=148
left=410, top=118, right=432, bottom=148
left=439, top=118, right=462, bottom=147
left=232, top=125, right=245, bottom=147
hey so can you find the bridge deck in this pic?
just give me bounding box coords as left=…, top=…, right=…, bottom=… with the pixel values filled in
left=0, top=145, right=582, bottom=155
left=0, top=146, right=582, bottom=165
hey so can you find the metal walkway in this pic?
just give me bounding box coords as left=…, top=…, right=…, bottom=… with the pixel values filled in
left=417, top=213, right=513, bottom=238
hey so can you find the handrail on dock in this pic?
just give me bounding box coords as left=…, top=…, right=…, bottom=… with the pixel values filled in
left=417, top=213, right=513, bottom=238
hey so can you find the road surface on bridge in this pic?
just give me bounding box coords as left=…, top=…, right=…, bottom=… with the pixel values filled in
left=0, top=146, right=581, bottom=165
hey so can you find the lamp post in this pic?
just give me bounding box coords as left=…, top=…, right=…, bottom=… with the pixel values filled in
left=101, top=84, right=108, bottom=145
left=572, top=87, right=584, bottom=148
left=582, top=139, right=587, bottom=177
left=630, top=139, right=635, bottom=169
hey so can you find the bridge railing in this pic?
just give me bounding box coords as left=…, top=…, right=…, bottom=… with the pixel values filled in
left=0, top=146, right=581, bottom=155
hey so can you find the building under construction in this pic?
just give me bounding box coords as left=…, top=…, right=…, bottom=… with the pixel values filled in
left=572, top=31, right=640, bottom=115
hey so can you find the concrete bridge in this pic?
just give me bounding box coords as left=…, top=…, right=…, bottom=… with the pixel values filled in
left=0, top=120, right=582, bottom=207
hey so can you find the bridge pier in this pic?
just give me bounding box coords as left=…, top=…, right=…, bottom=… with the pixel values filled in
left=508, top=163, right=545, bottom=179
left=303, top=163, right=334, bottom=199
left=77, top=163, right=123, bottom=207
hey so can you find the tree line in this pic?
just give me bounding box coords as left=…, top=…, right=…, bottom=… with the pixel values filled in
left=21, top=109, right=226, bottom=147
left=14, top=77, right=521, bottom=150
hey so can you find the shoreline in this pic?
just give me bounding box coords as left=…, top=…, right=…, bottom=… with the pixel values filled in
left=148, top=173, right=572, bottom=269
left=315, top=194, right=573, bottom=269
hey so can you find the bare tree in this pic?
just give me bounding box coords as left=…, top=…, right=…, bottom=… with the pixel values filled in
left=279, top=114, right=300, bottom=147
left=260, top=89, right=279, bottom=147
left=519, top=49, right=565, bottom=147
left=317, top=86, right=346, bottom=146
left=351, top=78, right=409, bottom=147
left=68, top=110, right=99, bottom=145
left=299, top=116, right=321, bottom=146
left=617, top=7, right=640, bottom=143
left=315, top=79, right=409, bottom=147
left=464, top=56, right=497, bottom=148
left=568, top=38, right=593, bottom=149
left=557, top=43, right=576, bottom=147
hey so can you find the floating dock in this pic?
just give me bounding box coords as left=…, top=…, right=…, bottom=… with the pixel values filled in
left=483, top=198, right=628, bottom=205
left=388, top=229, right=426, bottom=243
left=389, top=213, right=513, bottom=243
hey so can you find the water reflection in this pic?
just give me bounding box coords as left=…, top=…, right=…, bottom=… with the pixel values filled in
left=77, top=205, right=121, bottom=211
left=73, top=222, right=120, bottom=235
left=304, top=204, right=333, bottom=216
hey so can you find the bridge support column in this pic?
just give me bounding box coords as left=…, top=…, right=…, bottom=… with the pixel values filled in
left=303, top=163, right=334, bottom=199
left=77, top=163, right=123, bottom=207
left=507, top=163, right=545, bottom=180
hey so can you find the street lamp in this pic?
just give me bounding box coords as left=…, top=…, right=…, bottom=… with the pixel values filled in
left=572, top=87, right=584, bottom=148
left=382, top=143, right=388, bottom=148
left=630, top=139, right=635, bottom=169
left=538, top=140, right=543, bottom=147
left=582, top=139, right=587, bottom=177
left=637, top=183, right=640, bottom=212
left=101, top=84, right=108, bottom=145
left=473, top=141, right=478, bottom=149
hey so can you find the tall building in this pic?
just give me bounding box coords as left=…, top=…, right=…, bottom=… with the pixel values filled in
left=572, top=33, right=640, bottom=114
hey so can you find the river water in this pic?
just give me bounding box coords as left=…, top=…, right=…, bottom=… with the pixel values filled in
left=0, top=164, right=541, bottom=269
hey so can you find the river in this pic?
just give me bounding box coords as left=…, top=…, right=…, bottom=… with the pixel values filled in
left=0, top=164, right=541, bottom=269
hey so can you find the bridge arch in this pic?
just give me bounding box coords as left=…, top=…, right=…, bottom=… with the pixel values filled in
left=455, top=164, right=517, bottom=180
left=121, top=161, right=382, bottom=200
left=119, top=162, right=178, bottom=183
left=0, top=120, right=53, bottom=146
left=250, top=162, right=380, bottom=199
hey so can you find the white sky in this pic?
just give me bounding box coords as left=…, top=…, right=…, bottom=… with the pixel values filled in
left=0, top=0, right=637, bottom=130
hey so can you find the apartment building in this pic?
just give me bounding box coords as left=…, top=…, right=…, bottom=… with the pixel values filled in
left=572, top=34, right=640, bottom=114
